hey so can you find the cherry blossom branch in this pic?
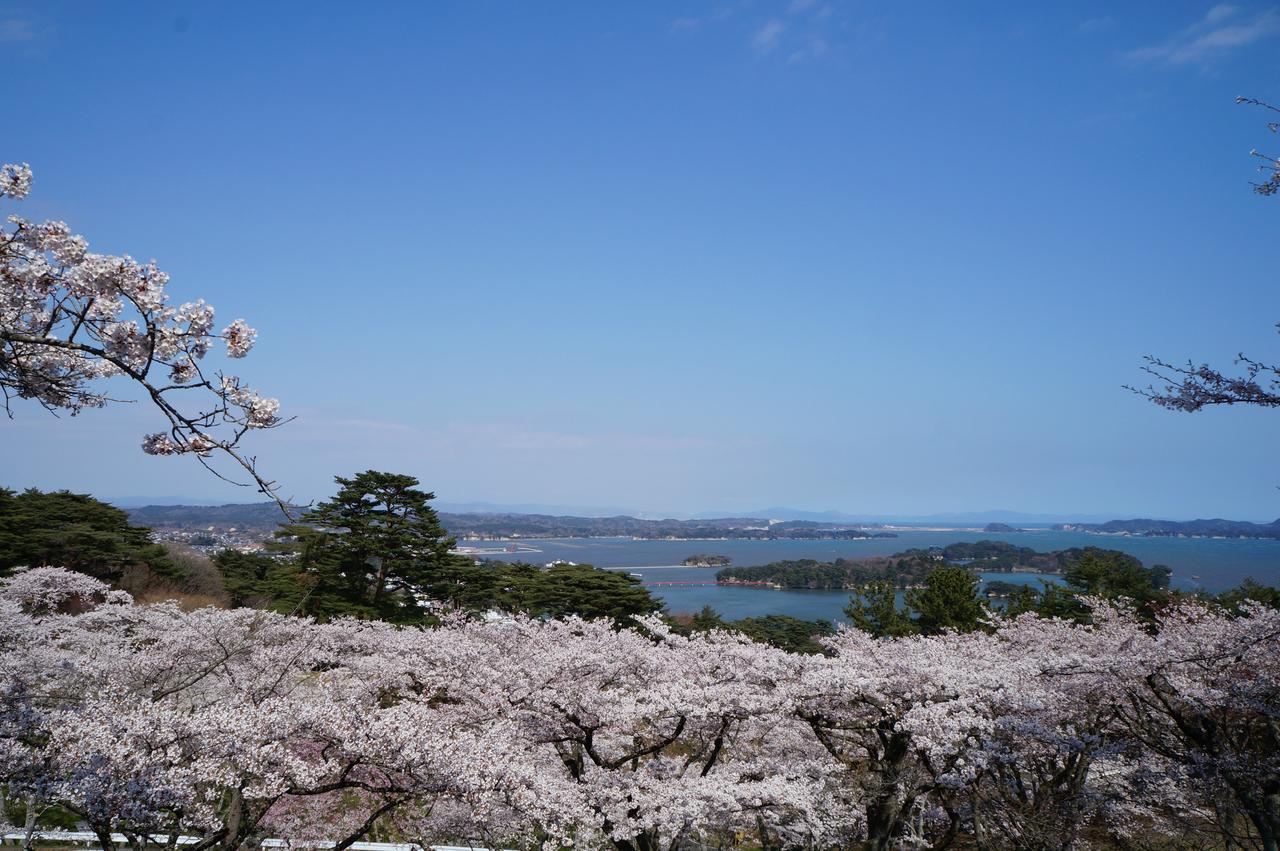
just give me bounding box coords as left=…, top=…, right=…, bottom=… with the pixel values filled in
left=1130, top=99, right=1279, bottom=414
left=0, top=163, right=293, bottom=520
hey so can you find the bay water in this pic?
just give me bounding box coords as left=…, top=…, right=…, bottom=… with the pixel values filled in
left=471, top=529, right=1280, bottom=623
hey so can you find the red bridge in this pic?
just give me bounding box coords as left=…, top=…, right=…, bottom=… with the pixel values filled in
left=641, top=580, right=719, bottom=587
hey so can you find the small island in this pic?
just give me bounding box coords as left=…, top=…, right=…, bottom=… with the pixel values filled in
left=983, top=522, right=1023, bottom=533
left=982, top=579, right=1029, bottom=599
left=682, top=554, right=731, bottom=567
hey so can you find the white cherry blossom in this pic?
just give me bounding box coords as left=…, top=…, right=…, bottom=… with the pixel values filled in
left=0, top=163, right=286, bottom=512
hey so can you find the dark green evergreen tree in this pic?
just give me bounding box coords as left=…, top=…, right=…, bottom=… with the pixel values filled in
left=420, top=560, right=660, bottom=625
left=1031, top=581, right=1091, bottom=622
left=213, top=549, right=312, bottom=612
left=276, top=471, right=457, bottom=620
left=689, top=604, right=727, bottom=632
left=1216, top=578, right=1280, bottom=613
left=844, top=580, right=918, bottom=638
left=1000, top=584, right=1044, bottom=618
left=906, top=566, right=987, bottom=634
left=732, top=614, right=836, bottom=655
left=0, top=487, right=174, bottom=584
left=1063, top=548, right=1169, bottom=604
left=521, top=563, right=660, bottom=624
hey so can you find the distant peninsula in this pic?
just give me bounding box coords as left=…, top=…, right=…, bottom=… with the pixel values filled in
left=682, top=554, right=731, bottom=567
left=125, top=503, right=1280, bottom=543
left=1055, top=518, right=1280, bottom=540
left=122, top=503, right=901, bottom=542
left=438, top=514, right=900, bottom=541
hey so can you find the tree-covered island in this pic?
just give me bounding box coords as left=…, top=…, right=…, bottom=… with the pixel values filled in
left=682, top=554, right=731, bottom=567
left=715, top=540, right=1172, bottom=590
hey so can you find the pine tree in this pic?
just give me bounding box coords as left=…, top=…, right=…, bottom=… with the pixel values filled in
left=0, top=487, right=174, bottom=583
left=285, top=471, right=457, bottom=620
left=844, top=580, right=918, bottom=638
left=907, top=566, right=987, bottom=635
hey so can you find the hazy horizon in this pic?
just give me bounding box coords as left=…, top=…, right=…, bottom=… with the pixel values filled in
left=87, top=494, right=1269, bottom=526
left=3, top=2, right=1279, bottom=520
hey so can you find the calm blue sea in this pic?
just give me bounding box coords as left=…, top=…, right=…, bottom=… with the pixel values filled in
left=469, top=530, right=1280, bottom=623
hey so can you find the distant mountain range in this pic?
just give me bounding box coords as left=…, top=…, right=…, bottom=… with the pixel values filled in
left=109, top=498, right=1122, bottom=525
left=1056, top=518, right=1280, bottom=539
left=440, top=513, right=899, bottom=541
left=105, top=495, right=246, bottom=508
left=435, top=500, right=647, bottom=518
left=125, top=502, right=305, bottom=531
left=122, top=502, right=898, bottom=541
left=700, top=508, right=1121, bottom=525
left=119, top=501, right=1280, bottom=540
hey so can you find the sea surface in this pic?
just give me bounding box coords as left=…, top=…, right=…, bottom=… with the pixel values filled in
left=469, top=530, right=1280, bottom=623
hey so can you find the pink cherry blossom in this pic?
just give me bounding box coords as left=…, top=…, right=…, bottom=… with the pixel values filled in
left=0, top=163, right=287, bottom=513
left=2, top=565, right=1276, bottom=850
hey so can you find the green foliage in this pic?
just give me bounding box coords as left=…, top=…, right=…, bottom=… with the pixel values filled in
left=844, top=580, right=919, bottom=638
left=524, top=563, right=660, bottom=622
left=991, top=552, right=1174, bottom=624
left=845, top=568, right=988, bottom=637
left=1000, top=584, right=1044, bottom=618
left=732, top=614, right=837, bottom=654
left=267, top=524, right=385, bottom=620
left=718, top=553, right=940, bottom=590
left=269, top=471, right=458, bottom=621
left=682, top=554, right=731, bottom=567
left=981, top=579, right=1026, bottom=598
left=1028, top=581, right=1093, bottom=622
left=305, top=471, right=456, bottom=600
left=832, top=545, right=1195, bottom=633
left=426, top=560, right=661, bottom=625
left=1215, top=578, right=1280, bottom=613
left=722, top=542, right=1161, bottom=593
left=669, top=605, right=836, bottom=654
left=1063, top=548, right=1171, bottom=603
left=906, top=566, right=988, bottom=634
left=203, top=472, right=662, bottom=626
left=0, top=487, right=174, bottom=584
left=213, top=549, right=311, bottom=613
left=924, top=540, right=1043, bottom=569
left=688, top=604, right=726, bottom=632
left=2, top=791, right=79, bottom=830
left=425, top=558, right=536, bottom=612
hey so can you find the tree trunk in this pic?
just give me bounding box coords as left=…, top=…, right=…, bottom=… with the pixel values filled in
left=21, top=795, right=38, bottom=851
left=862, top=733, right=913, bottom=851
left=1246, top=805, right=1278, bottom=851
left=92, top=824, right=116, bottom=851
left=370, top=555, right=387, bottom=606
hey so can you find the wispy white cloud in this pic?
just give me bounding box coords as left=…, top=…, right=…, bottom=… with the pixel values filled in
left=752, top=18, right=786, bottom=54
left=1078, top=15, right=1115, bottom=34
left=1126, top=4, right=1280, bottom=64
left=0, top=17, right=35, bottom=42
left=1206, top=3, right=1241, bottom=24
left=788, top=35, right=829, bottom=63
left=669, top=2, right=842, bottom=63
left=758, top=1, right=842, bottom=61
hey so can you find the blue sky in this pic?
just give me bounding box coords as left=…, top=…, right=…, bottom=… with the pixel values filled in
left=2, top=1, right=1279, bottom=519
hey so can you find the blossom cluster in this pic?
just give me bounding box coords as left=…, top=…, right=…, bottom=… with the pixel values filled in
left=0, top=162, right=282, bottom=500
left=2, top=567, right=1277, bottom=851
